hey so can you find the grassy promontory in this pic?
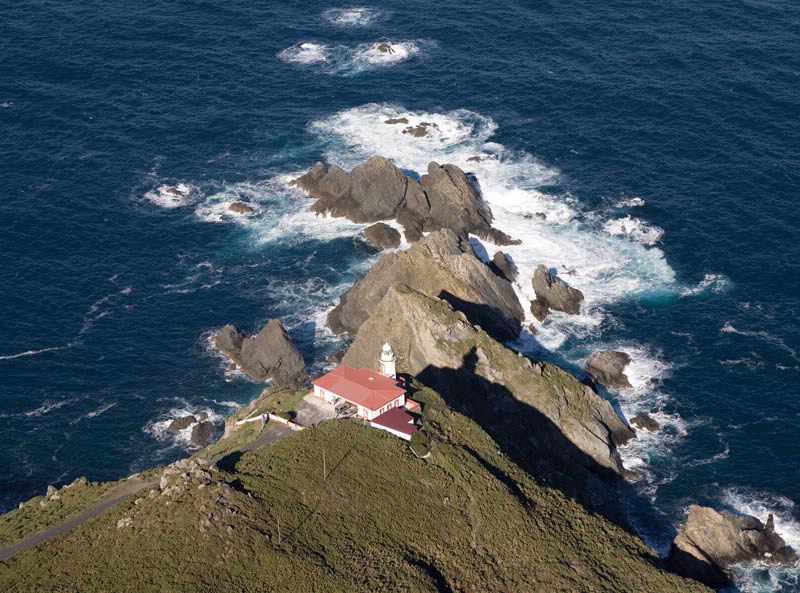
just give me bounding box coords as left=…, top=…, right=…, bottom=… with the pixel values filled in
left=0, top=386, right=709, bottom=593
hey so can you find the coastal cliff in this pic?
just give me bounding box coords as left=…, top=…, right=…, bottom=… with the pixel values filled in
left=328, top=229, right=524, bottom=341
left=0, top=389, right=709, bottom=593
left=342, top=284, right=634, bottom=476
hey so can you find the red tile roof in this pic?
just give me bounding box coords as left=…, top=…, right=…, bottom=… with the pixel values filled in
left=312, top=365, right=406, bottom=411
left=370, top=407, right=418, bottom=436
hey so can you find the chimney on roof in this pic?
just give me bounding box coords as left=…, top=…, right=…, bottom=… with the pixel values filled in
left=379, top=342, right=397, bottom=380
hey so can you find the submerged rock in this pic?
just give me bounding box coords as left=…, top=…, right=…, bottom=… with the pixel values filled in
left=630, top=412, right=660, bottom=432
left=384, top=117, right=408, bottom=124
left=342, top=285, right=634, bottom=476
left=328, top=230, right=524, bottom=341
left=291, top=156, right=516, bottom=245
left=668, top=505, right=799, bottom=589
left=363, top=222, right=401, bottom=249
left=531, top=265, right=584, bottom=319
left=168, top=415, right=197, bottom=433
left=586, top=351, right=632, bottom=389
left=376, top=42, right=395, bottom=54
left=212, top=320, right=307, bottom=388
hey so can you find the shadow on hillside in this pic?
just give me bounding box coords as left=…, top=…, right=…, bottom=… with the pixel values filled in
left=439, top=290, right=521, bottom=343
left=413, top=347, right=678, bottom=554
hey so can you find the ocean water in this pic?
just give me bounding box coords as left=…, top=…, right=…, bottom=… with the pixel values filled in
left=2, top=1, right=799, bottom=590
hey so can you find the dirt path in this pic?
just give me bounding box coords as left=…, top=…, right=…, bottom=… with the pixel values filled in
left=0, top=475, right=158, bottom=562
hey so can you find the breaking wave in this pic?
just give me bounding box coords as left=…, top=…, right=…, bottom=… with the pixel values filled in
left=278, top=40, right=429, bottom=76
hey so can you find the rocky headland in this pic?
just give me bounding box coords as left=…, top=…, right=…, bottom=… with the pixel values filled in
left=291, top=155, right=518, bottom=245
left=668, top=505, right=798, bottom=588
left=18, top=153, right=778, bottom=592
left=327, top=229, right=524, bottom=341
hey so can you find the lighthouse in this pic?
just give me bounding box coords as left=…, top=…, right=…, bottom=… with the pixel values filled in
left=379, top=342, right=397, bottom=379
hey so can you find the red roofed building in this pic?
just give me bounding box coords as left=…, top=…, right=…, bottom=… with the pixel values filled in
left=312, top=345, right=406, bottom=421
left=369, top=406, right=418, bottom=441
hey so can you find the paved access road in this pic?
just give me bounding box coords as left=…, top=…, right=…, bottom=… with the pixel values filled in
left=0, top=475, right=158, bottom=562
left=0, top=422, right=293, bottom=561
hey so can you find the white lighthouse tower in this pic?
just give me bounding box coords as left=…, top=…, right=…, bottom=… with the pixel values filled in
left=379, top=342, right=397, bottom=379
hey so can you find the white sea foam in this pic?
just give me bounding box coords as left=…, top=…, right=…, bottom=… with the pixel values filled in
left=615, top=196, right=646, bottom=208
left=309, top=103, right=679, bottom=346
left=719, top=487, right=800, bottom=592
left=721, top=322, right=799, bottom=362
left=277, top=42, right=331, bottom=65
left=322, top=7, right=387, bottom=26
left=144, top=183, right=196, bottom=209
left=597, top=345, right=689, bottom=494
left=23, top=399, right=75, bottom=417
left=278, top=41, right=428, bottom=76
left=0, top=286, right=133, bottom=362
left=69, top=402, right=117, bottom=425
left=352, top=41, right=420, bottom=65
left=680, top=273, right=731, bottom=297
left=603, top=216, right=664, bottom=245
left=143, top=402, right=225, bottom=450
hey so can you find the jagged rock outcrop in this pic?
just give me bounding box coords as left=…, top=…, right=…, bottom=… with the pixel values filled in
left=363, top=222, right=401, bottom=249
left=328, top=230, right=524, bottom=341
left=212, top=320, right=307, bottom=387
left=630, top=413, right=660, bottom=432
left=191, top=421, right=214, bottom=446
left=668, top=505, right=799, bottom=589
left=167, top=415, right=196, bottom=433
left=291, top=156, right=517, bottom=244
left=342, top=285, right=634, bottom=476
left=530, top=265, right=585, bottom=320
left=586, top=351, right=633, bottom=389
left=489, top=251, right=518, bottom=282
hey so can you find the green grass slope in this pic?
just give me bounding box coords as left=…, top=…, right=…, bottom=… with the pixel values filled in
left=0, top=388, right=709, bottom=593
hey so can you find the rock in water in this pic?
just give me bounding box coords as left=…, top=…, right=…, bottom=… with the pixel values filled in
left=167, top=415, right=196, bottom=433
left=190, top=421, right=214, bottom=446
left=363, top=222, right=401, bottom=249
left=529, top=297, right=550, bottom=322
left=531, top=265, right=584, bottom=318
left=402, top=122, right=439, bottom=137
left=630, top=412, right=660, bottom=432
left=489, top=251, right=518, bottom=282
left=328, top=230, right=524, bottom=341
left=586, top=351, right=632, bottom=389
left=341, top=285, right=634, bottom=476
left=212, top=320, right=307, bottom=387
left=228, top=202, right=255, bottom=215
left=291, top=157, right=517, bottom=245
left=668, top=505, right=799, bottom=589
left=292, top=156, right=409, bottom=223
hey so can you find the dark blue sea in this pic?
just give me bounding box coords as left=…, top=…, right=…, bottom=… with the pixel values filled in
left=2, top=1, right=798, bottom=590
